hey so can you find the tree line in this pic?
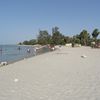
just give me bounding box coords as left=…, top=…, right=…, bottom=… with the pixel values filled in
left=19, top=27, right=100, bottom=46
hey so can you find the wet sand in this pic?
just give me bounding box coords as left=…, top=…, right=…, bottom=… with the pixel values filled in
left=0, top=46, right=100, bottom=100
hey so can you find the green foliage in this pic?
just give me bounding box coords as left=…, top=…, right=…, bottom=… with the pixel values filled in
left=23, top=40, right=30, bottom=45
left=73, top=36, right=80, bottom=44
left=92, top=29, right=100, bottom=40
left=37, top=30, right=51, bottom=45
left=79, top=30, right=90, bottom=46
left=52, top=27, right=65, bottom=45
left=52, top=26, right=59, bottom=33
left=97, top=39, right=100, bottom=42
left=19, top=27, right=100, bottom=46
left=18, top=42, right=22, bottom=45
left=28, top=39, right=37, bottom=45
left=21, top=39, right=37, bottom=45
left=64, top=36, right=73, bottom=43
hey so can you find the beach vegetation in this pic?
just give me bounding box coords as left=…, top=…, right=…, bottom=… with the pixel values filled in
left=37, top=30, right=51, bottom=45
left=19, top=27, right=100, bottom=47
left=73, top=36, right=80, bottom=44
left=20, top=39, right=37, bottom=45
left=64, top=36, right=73, bottom=43
left=92, top=28, right=100, bottom=41
left=52, top=27, right=65, bottom=45
left=28, top=39, right=37, bottom=45
left=79, top=30, right=90, bottom=46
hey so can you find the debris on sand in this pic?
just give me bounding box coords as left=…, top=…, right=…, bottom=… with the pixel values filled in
left=81, top=55, right=87, bottom=58
left=14, top=78, right=19, bottom=82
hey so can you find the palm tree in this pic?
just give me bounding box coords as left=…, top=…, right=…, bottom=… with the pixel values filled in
left=92, top=29, right=100, bottom=41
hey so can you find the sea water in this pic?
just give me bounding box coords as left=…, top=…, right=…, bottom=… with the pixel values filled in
left=0, top=45, right=51, bottom=64
left=0, top=45, right=36, bottom=63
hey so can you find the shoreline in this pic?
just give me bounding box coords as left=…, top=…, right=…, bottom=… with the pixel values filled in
left=0, top=45, right=99, bottom=67
left=0, top=46, right=100, bottom=99
left=0, top=45, right=52, bottom=67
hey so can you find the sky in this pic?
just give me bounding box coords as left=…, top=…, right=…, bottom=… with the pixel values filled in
left=0, top=0, right=100, bottom=44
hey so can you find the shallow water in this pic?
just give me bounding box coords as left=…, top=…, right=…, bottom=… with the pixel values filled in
left=0, top=45, right=51, bottom=63
left=0, top=45, right=36, bottom=63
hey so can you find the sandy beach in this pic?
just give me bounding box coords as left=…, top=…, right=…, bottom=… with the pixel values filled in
left=0, top=46, right=100, bottom=100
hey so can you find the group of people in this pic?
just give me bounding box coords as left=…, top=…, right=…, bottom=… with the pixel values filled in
left=17, top=46, right=31, bottom=53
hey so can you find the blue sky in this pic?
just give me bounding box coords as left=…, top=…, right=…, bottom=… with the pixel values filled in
left=0, top=0, right=100, bottom=44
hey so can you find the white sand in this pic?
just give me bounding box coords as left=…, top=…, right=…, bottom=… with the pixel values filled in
left=0, top=46, right=100, bottom=100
